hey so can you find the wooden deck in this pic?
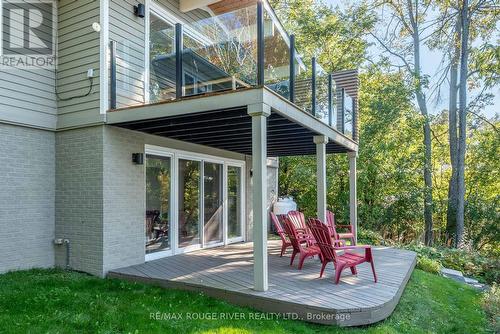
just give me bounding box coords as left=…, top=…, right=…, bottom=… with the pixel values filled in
left=108, top=240, right=416, bottom=327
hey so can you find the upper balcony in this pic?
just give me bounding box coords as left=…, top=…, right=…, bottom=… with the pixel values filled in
left=107, top=0, right=359, bottom=152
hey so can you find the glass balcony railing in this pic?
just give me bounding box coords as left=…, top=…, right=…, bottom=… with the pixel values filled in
left=109, top=0, right=356, bottom=141
left=263, top=3, right=290, bottom=99
left=180, top=4, right=258, bottom=98
left=344, top=92, right=355, bottom=138
left=315, top=62, right=330, bottom=124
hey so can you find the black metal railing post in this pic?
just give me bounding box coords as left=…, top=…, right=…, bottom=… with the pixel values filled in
left=257, top=1, right=265, bottom=86
left=109, top=40, right=117, bottom=109
left=175, top=23, right=183, bottom=99
left=340, top=88, right=345, bottom=133
left=311, top=57, right=316, bottom=116
left=328, top=73, right=333, bottom=127
left=352, top=98, right=357, bottom=141
left=289, top=34, right=295, bottom=102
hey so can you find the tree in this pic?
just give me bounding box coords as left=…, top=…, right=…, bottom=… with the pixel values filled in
left=270, top=0, right=375, bottom=70
left=430, top=0, right=499, bottom=247
left=371, top=0, right=435, bottom=245
left=455, top=0, right=470, bottom=247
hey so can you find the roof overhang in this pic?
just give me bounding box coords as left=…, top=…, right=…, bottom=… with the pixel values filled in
left=106, top=88, right=358, bottom=156
left=179, top=0, right=220, bottom=12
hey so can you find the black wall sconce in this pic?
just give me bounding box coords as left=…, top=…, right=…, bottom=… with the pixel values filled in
left=134, top=3, right=145, bottom=18
left=132, top=153, right=144, bottom=165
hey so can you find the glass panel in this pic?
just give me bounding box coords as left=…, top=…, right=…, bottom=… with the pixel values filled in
left=113, top=37, right=146, bottom=108
left=149, top=13, right=176, bottom=103
left=178, top=159, right=201, bottom=248
left=145, top=155, right=171, bottom=254
left=330, top=79, right=337, bottom=128
left=227, top=166, right=242, bottom=239
left=182, top=4, right=258, bottom=97
left=263, top=7, right=290, bottom=99
left=203, top=162, right=223, bottom=244
left=344, top=93, right=354, bottom=139
left=316, top=63, right=329, bottom=124
left=294, top=68, right=313, bottom=114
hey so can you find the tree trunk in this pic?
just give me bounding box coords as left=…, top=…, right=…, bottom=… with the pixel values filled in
left=456, top=0, right=469, bottom=248
left=408, top=1, right=433, bottom=246
left=422, top=118, right=433, bottom=246
left=446, top=20, right=461, bottom=246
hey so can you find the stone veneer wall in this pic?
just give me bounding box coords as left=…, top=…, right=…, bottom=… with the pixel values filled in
left=0, top=123, right=55, bottom=273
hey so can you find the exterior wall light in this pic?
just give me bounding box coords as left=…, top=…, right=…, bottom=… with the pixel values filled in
left=132, top=153, right=144, bottom=165
left=134, top=3, right=145, bottom=18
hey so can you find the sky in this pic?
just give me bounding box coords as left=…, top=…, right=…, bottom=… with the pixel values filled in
left=326, top=0, right=499, bottom=119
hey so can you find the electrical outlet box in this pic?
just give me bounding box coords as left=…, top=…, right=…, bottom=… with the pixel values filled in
left=54, top=238, right=64, bottom=245
left=87, top=68, right=94, bottom=78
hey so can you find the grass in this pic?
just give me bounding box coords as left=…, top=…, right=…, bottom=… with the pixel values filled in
left=0, top=269, right=489, bottom=334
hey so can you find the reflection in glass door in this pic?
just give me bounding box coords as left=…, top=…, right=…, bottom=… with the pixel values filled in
left=178, top=159, right=201, bottom=248
left=204, top=162, right=223, bottom=244
left=145, top=155, right=171, bottom=254
left=227, top=166, right=242, bottom=239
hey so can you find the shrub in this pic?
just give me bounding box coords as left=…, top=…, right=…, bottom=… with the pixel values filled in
left=417, top=256, right=441, bottom=274
left=482, top=283, right=500, bottom=333
left=358, top=228, right=387, bottom=246
left=403, top=243, right=500, bottom=285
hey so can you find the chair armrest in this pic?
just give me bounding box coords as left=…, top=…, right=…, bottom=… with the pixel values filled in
left=336, top=224, right=353, bottom=231
left=334, top=245, right=371, bottom=251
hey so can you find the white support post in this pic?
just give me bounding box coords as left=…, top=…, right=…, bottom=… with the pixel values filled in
left=248, top=103, right=271, bottom=292
left=314, top=135, right=328, bottom=223
left=347, top=151, right=358, bottom=243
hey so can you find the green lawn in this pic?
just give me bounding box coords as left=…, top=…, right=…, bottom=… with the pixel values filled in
left=0, top=269, right=488, bottom=334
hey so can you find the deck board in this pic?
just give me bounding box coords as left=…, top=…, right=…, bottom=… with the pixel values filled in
left=108, top=240, right=416, bottom=326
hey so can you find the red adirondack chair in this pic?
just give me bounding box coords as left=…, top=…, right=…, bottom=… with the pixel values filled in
left=326, top=210, right=356, bottom=245
left=270, top=212, right=292, bottom=257
left=287, top=210, right=314, bottom=245
left=307, top=218, right=377, bottom=284
left=282, top=217, right=322, bottom=270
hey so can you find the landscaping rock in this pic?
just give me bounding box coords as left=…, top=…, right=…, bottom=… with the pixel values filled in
left=441, top=268, right=466, bottom=282
left=464, top=277, right=478, bottom=284
left=441, top=268, right=488, bottom=291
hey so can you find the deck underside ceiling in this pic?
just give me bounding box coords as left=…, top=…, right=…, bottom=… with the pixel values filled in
left=112, top=107, right=351, bottom=156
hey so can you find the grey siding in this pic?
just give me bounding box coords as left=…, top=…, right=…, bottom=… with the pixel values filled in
left=109, top=0, right=211, bottom=108
left=0, top=1, right=57, bottom=129
left=56, top=0, right=101, bottom=128
left=55, top=126, right=104, bottom=276
left=0, top=123, right=55, bottom=273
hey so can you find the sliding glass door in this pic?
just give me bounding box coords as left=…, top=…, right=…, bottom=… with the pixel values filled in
left=145, top=154, right=172, bottom=256
left=227, top=166, right=243, bottom=241
left=145, top=146, right=245, bottom=259
left=178, top=159, right=201, bottom=249
left=204, top=162, right=223, bottom=245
